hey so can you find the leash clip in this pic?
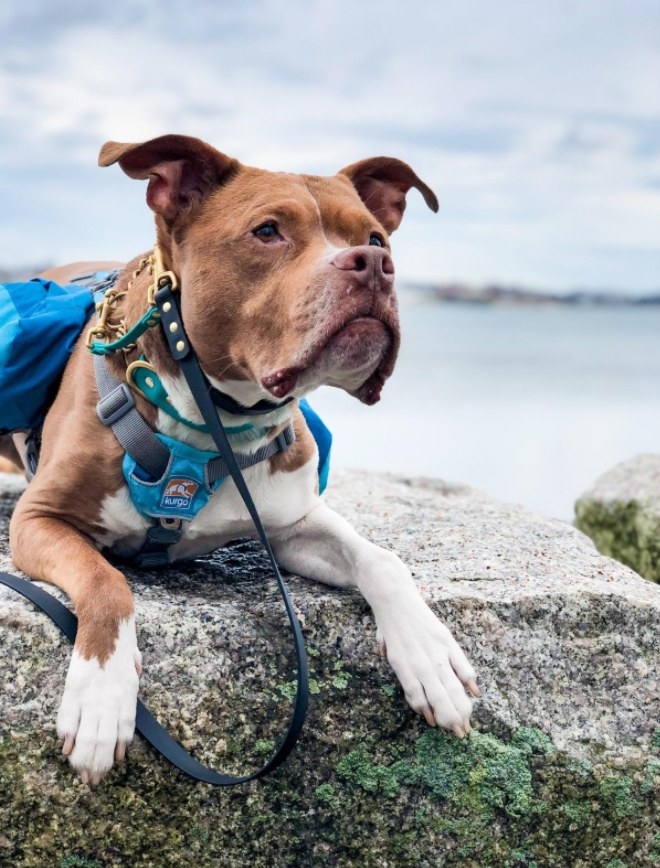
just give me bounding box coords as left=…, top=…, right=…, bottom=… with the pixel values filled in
left=149, top=244, right=179, bottom=305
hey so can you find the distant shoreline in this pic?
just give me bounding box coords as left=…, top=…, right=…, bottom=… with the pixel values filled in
left=401, top=283, right=660, bottom=307
left=3, top=266, right=658, bottom=307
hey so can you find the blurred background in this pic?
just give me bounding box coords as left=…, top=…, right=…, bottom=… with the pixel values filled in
left=1, top=0, right=659, bottom=519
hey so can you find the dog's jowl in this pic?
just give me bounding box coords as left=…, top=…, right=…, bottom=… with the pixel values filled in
left=5, top=135, right=478, bottom=784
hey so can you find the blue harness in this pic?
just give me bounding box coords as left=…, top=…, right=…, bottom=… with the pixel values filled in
left=123, top=404, right=331, bottom=525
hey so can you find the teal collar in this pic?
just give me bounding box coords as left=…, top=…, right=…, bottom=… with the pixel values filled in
left=126, top=358, right=262, bottom=437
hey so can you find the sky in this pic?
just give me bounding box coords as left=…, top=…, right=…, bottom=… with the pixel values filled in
left=1, top=0, right=659, bottom=293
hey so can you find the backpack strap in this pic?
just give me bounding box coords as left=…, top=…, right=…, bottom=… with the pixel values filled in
left=94, top=354, right=170, bottom=479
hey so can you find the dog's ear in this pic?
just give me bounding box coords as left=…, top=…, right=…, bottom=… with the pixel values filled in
left=339, top=157, right=438, bottom=234
left=98, top=135, right=239, bottom=221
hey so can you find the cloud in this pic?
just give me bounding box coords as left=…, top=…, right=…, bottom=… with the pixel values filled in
left=0, top=0, right=658, bottom=289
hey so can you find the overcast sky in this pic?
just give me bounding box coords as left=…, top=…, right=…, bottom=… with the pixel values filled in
left=1, top=0, right=659, bottom=292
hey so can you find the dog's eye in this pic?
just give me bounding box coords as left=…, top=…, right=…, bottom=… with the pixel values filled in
left=369, top=233, right=384, bottom=247
left=253, top=221, right=280, bottom=241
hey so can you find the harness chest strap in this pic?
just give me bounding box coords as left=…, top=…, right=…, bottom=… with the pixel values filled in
left=94, top=353, right=296, bottom=565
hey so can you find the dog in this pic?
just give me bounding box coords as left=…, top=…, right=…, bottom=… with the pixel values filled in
left=3, top=134, right=478, bottom=785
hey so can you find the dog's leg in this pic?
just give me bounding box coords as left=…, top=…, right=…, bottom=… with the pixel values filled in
left=10, top=511, right=141, bottom=785
left=272, top=501, right=478, bottom=734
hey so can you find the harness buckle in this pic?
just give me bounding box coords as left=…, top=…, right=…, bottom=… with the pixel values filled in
left=97, top=383, right=136, bottom=427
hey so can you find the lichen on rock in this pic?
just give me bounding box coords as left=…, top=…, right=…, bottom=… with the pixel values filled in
left=1, top=469, right=659, bottom=866
left=575, top=454, right=660, bottom=583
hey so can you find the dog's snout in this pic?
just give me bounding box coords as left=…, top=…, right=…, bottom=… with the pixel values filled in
left=331, top=245, right=395, bottom=290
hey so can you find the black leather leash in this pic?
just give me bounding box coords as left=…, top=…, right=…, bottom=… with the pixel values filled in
left=0, top=279, right=309, bottom=785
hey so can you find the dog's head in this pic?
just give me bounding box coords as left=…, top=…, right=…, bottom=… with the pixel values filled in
left=100, top=135, right=438, bottom=406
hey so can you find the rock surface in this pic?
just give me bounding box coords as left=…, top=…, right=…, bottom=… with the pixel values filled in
left=1, top=468, right=659, bottom=867
left=575, top=453, right=660, bottom=583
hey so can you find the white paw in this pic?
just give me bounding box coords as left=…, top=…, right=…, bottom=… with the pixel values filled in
left=375, top=594, right=478, bottom=736
left=57, top=617, right=141, bottom=785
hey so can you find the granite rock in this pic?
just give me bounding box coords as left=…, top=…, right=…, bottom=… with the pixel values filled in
left=1, top=469, right=659, bottom=867
left=575, top=453, right=660, bottom=583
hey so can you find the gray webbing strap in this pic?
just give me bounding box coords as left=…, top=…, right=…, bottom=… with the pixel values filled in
left=206, top=426, right=295, bottom=483
left=94, top=355, right=170, bottom=479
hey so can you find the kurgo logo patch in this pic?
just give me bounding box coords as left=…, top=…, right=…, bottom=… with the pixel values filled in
left=160, top=478, right=200, bottom=511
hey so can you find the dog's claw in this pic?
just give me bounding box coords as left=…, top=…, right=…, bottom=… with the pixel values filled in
left=62, top=734, right=75, bottom=756
left=421, top=705, right=436, bottom=727
left=466, top=678, right=481, bottom=698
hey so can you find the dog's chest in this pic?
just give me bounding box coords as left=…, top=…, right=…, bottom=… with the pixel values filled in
left=96, top=457, right=318, bottom=560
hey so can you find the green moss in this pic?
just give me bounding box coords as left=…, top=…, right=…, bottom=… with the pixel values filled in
left=652, top=730, right=660, bottom=750
left=508, top=849, right=538, bottom=868
left=651, top=832, right=660, bottom=863
left=575, top=496, right=660, bottom=582
left=414, top=729, right=536, bottom=819
left=562, top=800, right=590, bottom=825
left=336, top=749, right=401, bottom=799
left=326, top=723, right=658, bottom=864
left=315, top=784, right=338, bottom=807
left=60, top=858, right=104, bottom=868
left=331, top=674, right=349, bottom=689
left=641, top=758, right=660, bottom=795
left=598, top=775, right=640, bottom=819
left=277, top=680, right=297, bottom=700
left=336, top=729, right=540, bottom=822
left=568, top=758, right=594, bottom=777
left=511, top=726, right=555, bottom=756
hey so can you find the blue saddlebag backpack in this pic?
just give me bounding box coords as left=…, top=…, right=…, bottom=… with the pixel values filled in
left=0, top=279, right=95, bottom=435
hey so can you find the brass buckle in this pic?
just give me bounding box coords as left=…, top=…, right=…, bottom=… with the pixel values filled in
left=125, top=359, right=158, bottom=400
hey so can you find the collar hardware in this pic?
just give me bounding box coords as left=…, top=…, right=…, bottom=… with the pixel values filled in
left=126, top=358, right=255, bottom=436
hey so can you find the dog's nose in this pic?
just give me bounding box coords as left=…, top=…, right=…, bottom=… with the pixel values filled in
left=331, top=245, right=395, bottom=291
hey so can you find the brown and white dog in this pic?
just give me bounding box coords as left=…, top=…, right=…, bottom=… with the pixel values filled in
left=3, top=135, right=478, bottom=785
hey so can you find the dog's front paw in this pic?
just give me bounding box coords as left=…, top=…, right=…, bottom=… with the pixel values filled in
left=375, top=595, right=478, bottom=737
left=57, top=617, right=141, bottom=785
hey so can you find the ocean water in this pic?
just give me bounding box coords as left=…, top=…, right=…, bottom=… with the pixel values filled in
left=310, top=300, right=660, bottom=520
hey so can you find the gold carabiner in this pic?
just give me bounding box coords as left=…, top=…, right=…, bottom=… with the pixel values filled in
left=86, top=325, right=107, bottom=349
left=148, top=245, right=179, bottom=305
